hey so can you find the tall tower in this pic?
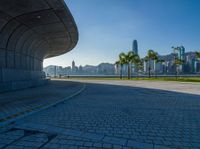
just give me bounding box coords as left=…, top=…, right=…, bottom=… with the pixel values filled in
left=72, top=60, right=75, bottom=70
left=72, top=60, right=75, bottom=67
left=72, top=60, right=76, bottom=73
left=179, top=46, right=185, bottom=61
left=175, top=46, right=185, bottom=73
left=132, top=40, right=138, bottom=54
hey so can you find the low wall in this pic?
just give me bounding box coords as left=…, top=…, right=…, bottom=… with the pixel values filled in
left=0, top=79, right=49, bottom=93
left=0, top=68, right=48, bottom=93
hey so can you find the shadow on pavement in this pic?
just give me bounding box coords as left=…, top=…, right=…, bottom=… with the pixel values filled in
left=0, top=80, right=200, bottom=149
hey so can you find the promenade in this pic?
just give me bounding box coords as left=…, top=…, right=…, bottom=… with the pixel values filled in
left=0, top=80, right=200, bottom=149
left=0, top=81, right=84, bottom=126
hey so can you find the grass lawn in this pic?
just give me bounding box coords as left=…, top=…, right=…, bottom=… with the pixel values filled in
left=55, top=76, right=200, bottom=83
left=131, top=77, right=200, bottom=83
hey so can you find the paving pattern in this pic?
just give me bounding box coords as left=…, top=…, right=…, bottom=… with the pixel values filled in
left=72, top=79, right=200, bottom=95
left=0, top=80, right=84, bottom=125
left=0, top=80, right=200, bottom=149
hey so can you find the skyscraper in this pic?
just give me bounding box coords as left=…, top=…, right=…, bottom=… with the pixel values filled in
left=132, top=40, right=138, bottom=54
left=72, top=60, right=75, bottom=72
left=132, top=40, right=138, bottom=74
left=179, top=46, right=185, bottom=61
left=178, top=46, right=185, bottom=73
left=72, top=60, right=75, bottom=69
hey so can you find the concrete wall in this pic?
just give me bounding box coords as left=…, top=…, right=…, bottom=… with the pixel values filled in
left=0, top=0, right=78, bottom=92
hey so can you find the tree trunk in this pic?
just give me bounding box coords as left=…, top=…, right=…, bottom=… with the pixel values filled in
left=154, top=61, right=157, bottom=78
left=163, top=65, right=165, bottom=74
left=148, top=66, right=151, bottom=78
left=128, top=64, right=131, bottom=79
left=120, top=64, right=123, bottom=79
left=148, top=59, right=151, bottom=78
left=130, top=64, right=132, bottom=79
left=136, top=67, right=139, bottom=79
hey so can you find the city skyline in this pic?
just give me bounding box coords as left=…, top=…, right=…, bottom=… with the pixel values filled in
left=44, top=49, right=200, bottom=77
left=44, top=49, right=198, bottom=68
left=44, top=0, right=200, bottom=67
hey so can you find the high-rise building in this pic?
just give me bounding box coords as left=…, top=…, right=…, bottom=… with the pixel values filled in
left=178, top=46, right=185, bottom=73
left=72, top=60, right=76, bottom=73
left=195, top=60, right=200, bottom=73
left=132, top=40, right=138, bottom=54
left=178, top=46, right=185, bottom=61
left=72, top=60, right=75, bottom=69
left=132, top=40, right=138, bottom=74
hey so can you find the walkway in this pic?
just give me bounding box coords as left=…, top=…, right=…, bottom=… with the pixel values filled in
left=0, top=80, right=84, bottom=125
left=0, top=80, right=200, bottom=149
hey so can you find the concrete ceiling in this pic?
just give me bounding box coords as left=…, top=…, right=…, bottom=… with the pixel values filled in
left=0, top=0, right=78, bottom=60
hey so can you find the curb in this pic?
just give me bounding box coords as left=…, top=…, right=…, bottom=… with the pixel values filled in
left=0, top=83, right=86, bottom=127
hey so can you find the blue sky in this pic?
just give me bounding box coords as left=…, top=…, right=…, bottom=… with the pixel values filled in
left=44, top=0, right=200, bottom=67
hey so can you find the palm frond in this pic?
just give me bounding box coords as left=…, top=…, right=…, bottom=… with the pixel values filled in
left=195, top=51, right=200, bottom=59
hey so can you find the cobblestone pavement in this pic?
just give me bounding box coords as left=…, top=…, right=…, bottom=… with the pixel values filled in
left=0, top=80, right=200, bottom=149
left=0, top=80, right=84, bottom=125
left=71, top=79, right=200, bottom=95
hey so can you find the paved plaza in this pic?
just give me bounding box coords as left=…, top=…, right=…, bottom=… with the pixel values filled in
left=0, top=80, right=200, bottom=149
left=0, top=81, right=84, bottom=126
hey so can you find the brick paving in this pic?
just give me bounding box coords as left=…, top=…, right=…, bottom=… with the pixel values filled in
left=0, top=80, right=84, bottom=124
left=0, top=80, right=200, bottom=149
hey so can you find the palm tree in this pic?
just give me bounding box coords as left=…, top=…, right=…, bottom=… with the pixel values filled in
left=195, top=52, right=200, bottom=74
left=115, top=61, right=121, bottom=79
left=116, top=53, right=126, bottom=79
left=127, top=51, right=139, bottom=79
left=174, top=58, right=184, bottom=79
left=145, top=50, right=158, bottom=78
left=126, top=52, right=133, bottom=79
left=195, top=51, right=200, bottom=60
left=136, top=59, right=143, bottom=78
left=119, top=52, right=134, bottom=79
left=117, top=51, right=141, bottom=79
left=131, top=54, right=142, bottom=77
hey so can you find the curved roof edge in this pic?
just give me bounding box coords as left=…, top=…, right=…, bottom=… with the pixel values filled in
left=0, top=0, right=79, bottom=59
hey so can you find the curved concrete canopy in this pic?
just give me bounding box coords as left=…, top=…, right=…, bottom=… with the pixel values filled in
left=0, top=0, right=78, bottom=91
